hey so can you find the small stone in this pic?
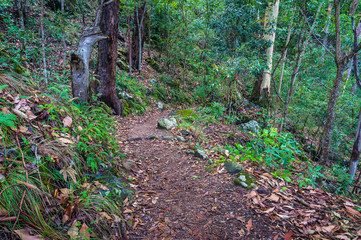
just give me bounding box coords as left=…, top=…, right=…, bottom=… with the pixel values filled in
left=240, top=120, right=260, bottom=134
left=224, top=161, right=244, bottom=174
left=186, top=150, right=195, bottom=155
left=162, top=136, right=173, bottom=141
left=181, top=130, right=190, bottom=136
left=256, top=187, right=268, bottom=195
left=118, top=91, right=133, bottom=100
left=155, top=102, right=164, bottom=110
left=150, top=79, right=158, bottom=85
left=176, top=136, right=185, bottom=142
left=234, top=171, right=258, bottom=189
left=145, top=136, right=157, bottom=140
left=240, top=182, right=248, bottom=188
left=127, top=137, right=142, bottom=141
left=194, top=149, right=207, bottom=159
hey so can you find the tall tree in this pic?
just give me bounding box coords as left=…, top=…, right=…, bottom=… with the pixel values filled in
left=41, top=0, right=48, bottom=88
left=131, top=0, right=147, bottom=71
left=97, top=0, right=122, bottom=114
left=320, top=0, right=361, bottom=164
left=251, top=0, right=280, bottom=105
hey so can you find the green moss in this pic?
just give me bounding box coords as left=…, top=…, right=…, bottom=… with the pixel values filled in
left=176, top=109, right=199, bottom=121
left=145, top=57, right=161, bottom=72
left=234, top=171, right=258, bottom=189
left=122, top=100, right=130, bottom=116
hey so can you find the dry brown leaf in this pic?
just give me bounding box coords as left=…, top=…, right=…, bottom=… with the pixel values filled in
left=63, top=116, right=73, bottom=128
left=321, top=225, right=336, bottom=233
left=283, top=230, right=293, bottom=240
left=335, top=235, right=350, bottom=240
left=246, top=219, right=252, bottom=233
left=58, top=138, right=74, bottom=145
left=238, top=228, right=245, bottom=237
left=263, top=207, right=275, bottom=214
left=67, top=220, right=79, bottom=239
left=123, top=208, right=133, bottom=214
left=268, top=194, right=280, bottom=202
left=14, top=228, right=43, bottom=240
left=26, top=110, right=37, bottom=120
left=17, top=180, right=38, bottom=191
left=345, top=206, right=361, bottom=216
left=13, top=109, right=28, bottom=119
left=100, top=212, right=112, bottom=222
left=79, top=223, right=90, bottom=239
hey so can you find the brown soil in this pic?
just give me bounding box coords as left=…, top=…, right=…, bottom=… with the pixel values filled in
left=116, top=110, right=284, bottom=240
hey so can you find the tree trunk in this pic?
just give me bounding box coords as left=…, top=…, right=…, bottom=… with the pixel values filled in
left=251, top=0, right=280, bottom=104
left=17, top=0, right=25, bottom=29
left=275, top=14, right=293, bottom=114
left=322, top=1, right=333, bottom=58
left=40, top=0, right=48, bottom=88
left=131, top=1, right=147, bottom=71
left=127, top=14, right=132, bottom=75
left=71, top=2, right=109, bottom=103
left=320, top=0, right=345, bottom=164
left=350, top=107, right=361, bottom=180
left=61, top=0, right=66, bottom=69
left=280, top=3, right=322, bottom=129
left=97, top=0, right=122, bottom=115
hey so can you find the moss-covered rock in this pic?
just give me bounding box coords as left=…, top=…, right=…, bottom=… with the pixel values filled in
left=176, top=109, right=199, bottom=122
left=224, top=161, right=244, bottom=174
left=234, top=171, right=258, bottom=189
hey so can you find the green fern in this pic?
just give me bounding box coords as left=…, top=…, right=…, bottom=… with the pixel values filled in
left=0, top=112, right=16, bottom=128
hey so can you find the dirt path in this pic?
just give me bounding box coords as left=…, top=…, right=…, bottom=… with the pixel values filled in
left=116, top=111, right=282, bottom=240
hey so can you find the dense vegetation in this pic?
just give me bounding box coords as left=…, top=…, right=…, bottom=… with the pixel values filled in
left=1, top=0, right=361, bottom=238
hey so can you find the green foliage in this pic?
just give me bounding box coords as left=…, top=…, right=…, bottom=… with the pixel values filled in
left=297, top=166, right=325, bottom=188
left=0, top=112, right=16, bottom=128
left=331, top=164, right=353, bottom=195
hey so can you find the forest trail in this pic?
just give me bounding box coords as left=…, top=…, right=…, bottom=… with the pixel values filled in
left=116, top=110, right=281, bottom=240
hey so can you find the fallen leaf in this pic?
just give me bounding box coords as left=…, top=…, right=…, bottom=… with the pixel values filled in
left=79, top=223, right=90, bottom=239
left=345, top=206, right=361, bottom=216
left=100, top=212, right=112, bottom=222
left=26, top=110, right=37, bottom=120
left=335, top=235, right=350, bottom=240
left=283, top=230, right=293, bottom=240
left=63, top=116, right=73, bottom=128
left=123, top=209, right=132, bottom=214
left=58, top=138, right=74, bottom=145
left=246, top=219, right=252, bottom=233
left=268, top=194, right=280, bottom=202
left=14, top=228, right=43, bottom=240
left=67, top=220, right=79, bottom=239
left=263, top=207, right=275, bottom=214
left=238, top=228, right=245, bottom=237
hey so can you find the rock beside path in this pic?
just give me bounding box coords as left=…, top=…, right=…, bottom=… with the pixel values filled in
left=224, top=161, right=244, bottom=174
left=158, top=117, right=178, bottom=130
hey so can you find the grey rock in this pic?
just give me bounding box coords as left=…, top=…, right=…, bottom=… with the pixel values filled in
left=233, top=171, right=258, bottom=189
left=127, top=137, right=142, bottom=141
left=176, top=136, right=185, bottom=142
left=224, top=161, right=245, bottom=174
left=181, top=130, right=190, bottom=136
left=158, top=117, right=178, bottom=130
left=118, top=91, right=133, bottom=100
left=155, top=102, right=164, bottom=110
left=194, top=149, right=207, bottom=159
left=150, top=79, right=158, bottom=85
left=186, top=150, right=195, bottom=155
left=145, top=136, right=157, bottom=140
left=240, top=120, right=260, bottom=134
left=161, top=136, right=173, bottom=141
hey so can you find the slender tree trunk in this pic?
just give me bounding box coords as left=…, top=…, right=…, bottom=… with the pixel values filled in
left=350, top=106, right=361, bottom=179
left=61, top=0, right=66, bottom=69
left=280, top=3, right=322, bottom=129
left=131, top=1, right=147, bottom=71
left=127, top=14, right=132, bottom=75
left=320, top=0, right=345, bottom=164
left=40, top=0, right=48, bottom=88
left=322, top=1, right=333, bottom=59
left=17, top=0, right=25, bottom=29
left=251, top=0, right=280, bottom=105
left=275, top=11, right=293, bottom=114
left=97, top=0, right=122, bottom=115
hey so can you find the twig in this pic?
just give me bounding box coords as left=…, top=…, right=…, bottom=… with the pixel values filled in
left=15, top=135, right=28, bottom=182
left=12, top=190, right=26, bottom=230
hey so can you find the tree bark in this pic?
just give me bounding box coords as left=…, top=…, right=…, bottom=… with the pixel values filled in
left=275, top=12, right=294, bottom=114
left=320, top=0, right=347, bottom=164
left=97, top=0, right=122, bottom=115
left=71, top=1, right=109, bottom=103
left=41, top=0, right=48, bottom=88
left=251, top=0, right=280, bottom=104
left=280, top=3, right=322, bottom=129
left=61, top=0, right=66, bottom=69
left=350, top=106, right=361, bottom=180
left=127, top=14, right=132, bottom=75
left=131, top=1, right=147, bottom=71
left=322, top=1, right=333, bottom=58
